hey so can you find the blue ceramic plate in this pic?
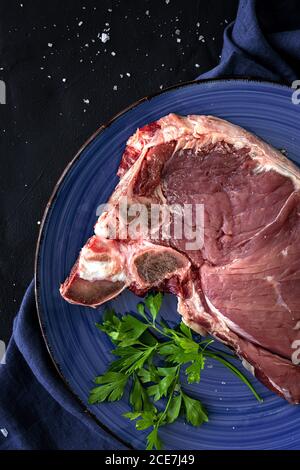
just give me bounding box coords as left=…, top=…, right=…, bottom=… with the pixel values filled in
left=36, top=79, right=300, bottom=450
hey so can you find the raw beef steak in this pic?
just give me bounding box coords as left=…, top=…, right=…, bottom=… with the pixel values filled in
left=60, top=114, right=300, bottom=403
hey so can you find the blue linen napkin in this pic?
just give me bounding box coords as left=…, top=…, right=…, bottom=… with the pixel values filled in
left=1, top=0, right=300, bottom=450
left=201, top=0, right=300, bottom=83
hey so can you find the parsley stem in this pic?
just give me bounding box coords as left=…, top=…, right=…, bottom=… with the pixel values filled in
left=203, top=351, right=262, bottom=402
left=144, top=318, right=174, bottom=340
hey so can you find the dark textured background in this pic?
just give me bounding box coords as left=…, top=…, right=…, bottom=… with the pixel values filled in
left=0, top=0, right=238, bottom=344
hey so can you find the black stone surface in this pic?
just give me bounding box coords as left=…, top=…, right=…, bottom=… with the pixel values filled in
left=0, top=0, right=238, bottom=343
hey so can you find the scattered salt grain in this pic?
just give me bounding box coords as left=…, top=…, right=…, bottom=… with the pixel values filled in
left=165, top=0, right=170, bottom=3
left=176, top=38, right=181, bottom=43
left=78, top=21, right=83, bottom=27
left=62, top=78, right=67, bottom=82
left=120, top=73, right=123, bottom=78
left=99, top=32, right=109, bottom=43
left=113, top=85, right=118, bottom=91
left=111, top=51, right=116, bottom=56
left=221, top=381, right=226, bottom=385
left=48, top=43, right=53, bottom=48
left=37, top=221, right=41, bottom=225
left=0, top=428, right=8, bottom=438
left=195, top=63, right=200, bottom=68
left=83, top=99, right=89, bottom=104
left=175, top=29, right=180, bottom=35
left=126, top=72, right=131, bottom=77
left=145, top=10, right=149, bottom=16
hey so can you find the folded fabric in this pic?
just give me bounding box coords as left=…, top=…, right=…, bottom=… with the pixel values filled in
left=0, top=281, right=126, bottom=449
left=1, top=0, right=300, bottom=450
left=200, top=0, right=300, bottom=83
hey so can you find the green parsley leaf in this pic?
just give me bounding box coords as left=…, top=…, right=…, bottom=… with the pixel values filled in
left=135, top=411, right=157, bottom=431
left=173, top=335, right=199, bottom=354
left=88, top=372, right=128, bottom=404
left=145, top=292, right=163, bottom=322
left=181, top=392, right=208, bottom=426
left=157, top=366, right=178, bottom=377
left=130, top=376, right=155, bottom=412
left=137, top=364, right=160, bottom=383
left=146, top=427, right=162, bottom=451
left=166, top=394, right=182, bottom=424
left=185, top=356, right=205, bottom=384
left=159, top=342, right=198, bottom=365
left=179, top=321, right=193, bottom=339
left=115, top=314, right=149, bottom=347
left=110, top=345, right=157, bottom=374
left=148, top=373, right=175, bottom=402
left=123, top=411, right=142, bottom=420
left=96, top=308, right=121, bottom=343
left=137, top=302, right=147, bottom=320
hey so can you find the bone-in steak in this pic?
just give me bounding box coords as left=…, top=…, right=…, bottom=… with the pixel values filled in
left=60, top=114, right=300, bottom=403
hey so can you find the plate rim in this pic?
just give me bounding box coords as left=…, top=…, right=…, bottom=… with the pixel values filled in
left=34, top=76, right=293, bottom=448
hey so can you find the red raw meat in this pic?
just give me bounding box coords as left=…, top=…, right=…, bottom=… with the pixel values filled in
left=60, top=114, right=300, bottom=403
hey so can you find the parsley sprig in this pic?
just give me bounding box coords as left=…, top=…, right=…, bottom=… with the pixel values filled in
left=89, top=292, right=262, bottom=450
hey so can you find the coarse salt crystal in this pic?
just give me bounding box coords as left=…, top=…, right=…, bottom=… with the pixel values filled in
left=99, top=32, right=109, bottom=43
left=0, top=428, right=8, bottom=438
